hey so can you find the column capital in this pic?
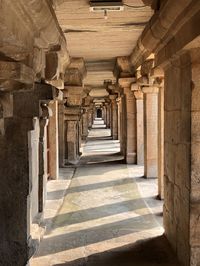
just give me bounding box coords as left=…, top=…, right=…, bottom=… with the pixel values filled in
left=64, top=106, right=82, bottom=121
left=142, top=86, right=159, bottom=94
left=63, top=86, right=84, bottom=106
left=118, top=77, right=136, bottom=88
left=109, top=94, right=118, bottom=101
left=134, top=90, right=143, bottom=100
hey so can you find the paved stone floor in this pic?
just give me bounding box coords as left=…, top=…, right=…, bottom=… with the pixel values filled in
left=31, top=123, right=180, bottom=266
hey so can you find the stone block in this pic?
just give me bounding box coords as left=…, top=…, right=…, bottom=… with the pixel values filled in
left=163, top=205, right=177, bottom=252
left=164, top=66, right=181, bottom=111
left=164, top=142, right=176, bottom=183
left=190, top=203, right=200, bottom=246
left=191, top=142, right=200, bottom=201
left=164, top=111, right=180, bottom=144
left=164, top=175, right=174, bottom=216
left=175, top=143, right=190, bottom=189
left=191, top=247, right=200, bottom=266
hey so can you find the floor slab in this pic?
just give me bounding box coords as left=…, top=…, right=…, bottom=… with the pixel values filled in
left=30, top=128, right=180, bottom=266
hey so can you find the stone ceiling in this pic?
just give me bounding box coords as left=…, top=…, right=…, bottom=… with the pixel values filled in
left=53, top=0, right=153, bottom=88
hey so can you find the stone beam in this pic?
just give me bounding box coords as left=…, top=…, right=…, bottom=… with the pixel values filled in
left=130, top=0, right=198, bottom=69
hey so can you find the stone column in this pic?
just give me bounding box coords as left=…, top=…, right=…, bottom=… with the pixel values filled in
left=48, top=100, right=59, bottom=180
left=142, top=86, right=158, bottom=178
left=134, top=90, right=144, bottom=165
left=109, top=94, right=118, bottom=140
left=82, top=108, right=89, bottom=140
left=124, top=87, right=137, bottom=164
left=117, top=97, right=121, bottom=143
left=106, top=102, right=111, bottom=128
left=119, top=93, right=126, bottom=158
left=38, top=104, right=50, bottom=213
left=0, top=75, right=55, bottom=265
left=157, top=82, right=164, bottom=199
left=88, top=106, right=93, bottom=129
left=58, top=101, right=65, bottom=167
left=63, top=86, right=83, bottom=165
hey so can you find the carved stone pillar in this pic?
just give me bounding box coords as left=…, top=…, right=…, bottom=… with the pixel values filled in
left=142, top=86, right=159, bottom=178
left=123, top=87, right=137, bottom=164
left=117, top=97, right=121, bottom=142
left=134, top=90, right=144, bottom=165
left=88, top=105, right=93, bottom=129
left=106, top=102, right=111, bottom=128
left=48, top=100, right=59, bottom=180
left=63, top=86, right=83, bottom=164
left=64, top=107, right=82, bottom=164
left=120, top=93, right=126, bottom=158
left=38, top=104, right=51, bottom=213
left=58, top=101, right=65, bottom=167
left=109, top=94, right=118, bottom=140
left=0, top=76, right=55, bottom=265
left=82, top=108, right=89, bottom=140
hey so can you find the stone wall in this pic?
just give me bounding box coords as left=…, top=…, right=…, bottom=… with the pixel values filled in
left=190, top=53, right=200, bottom=265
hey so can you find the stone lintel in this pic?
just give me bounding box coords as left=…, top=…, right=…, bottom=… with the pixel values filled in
left=142, top=86, right=159, bottom=94
left=134, top=90, right=143, bottom=100
left=118, top=77, right=136, bottom=88
left=0, top=61, right=34, bottom=91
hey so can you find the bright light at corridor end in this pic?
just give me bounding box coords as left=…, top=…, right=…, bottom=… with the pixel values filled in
left=89, top=1, right=124, bottom=20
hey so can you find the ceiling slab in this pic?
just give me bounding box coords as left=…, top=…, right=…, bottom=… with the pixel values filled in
left=53, top=0, right=153, bottom=87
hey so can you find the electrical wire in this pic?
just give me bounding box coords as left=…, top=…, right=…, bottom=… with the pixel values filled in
left=123, top=3, right=146, bottom=9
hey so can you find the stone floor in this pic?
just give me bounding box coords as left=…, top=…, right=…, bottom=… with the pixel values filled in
left=30, top=123, right=181, bottom=266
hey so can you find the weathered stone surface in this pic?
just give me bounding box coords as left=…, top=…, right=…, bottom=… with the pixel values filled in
left=0, top=61, right=34, bottom=91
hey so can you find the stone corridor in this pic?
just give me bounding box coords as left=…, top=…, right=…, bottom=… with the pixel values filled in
left=31, top=123, right=178, bottom=266
left=1, top=1, right=200, bottom=265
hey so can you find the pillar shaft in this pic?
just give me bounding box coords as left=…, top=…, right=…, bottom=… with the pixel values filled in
left=143, top=87, right=158, bottom=178
left=48, top=101, right=59, bottom=180
left=158, top=86, right=164, bottom=199
left=124, top=87, right=137, bottom=164
left=82, top=111, right=88, bottom=140
left=58, top=102, right=65, bottom=167
left=134, top=90, right=144, bottom=165
left=110, top=96, right=118, bottom=140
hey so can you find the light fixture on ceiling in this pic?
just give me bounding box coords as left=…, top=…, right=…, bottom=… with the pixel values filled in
left=89, top=1, right=124, bottom=20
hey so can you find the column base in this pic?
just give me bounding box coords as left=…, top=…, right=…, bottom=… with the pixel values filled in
left=65, top=158, right=80, bottom=165
left=126, top=153, right=137, bottom=164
